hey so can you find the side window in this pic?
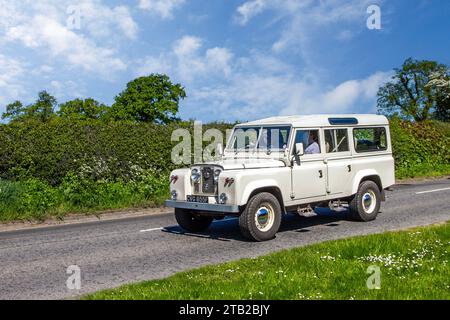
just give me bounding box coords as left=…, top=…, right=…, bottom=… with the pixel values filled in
left=324, top=129, right=349, bottom=153
left=353, top=127, right=387, bottom=152
left=294, top=130, right=321, bottom=155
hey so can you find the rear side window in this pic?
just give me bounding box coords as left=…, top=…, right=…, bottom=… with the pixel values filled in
left=353, top=127, right=387, bottom=152
left=325, top=129, right=349, bottom=153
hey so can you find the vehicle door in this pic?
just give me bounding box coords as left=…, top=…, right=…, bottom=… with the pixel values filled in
left=291, top=128, right=327, bottom=200
left=323, top=128, right=353, bottom=195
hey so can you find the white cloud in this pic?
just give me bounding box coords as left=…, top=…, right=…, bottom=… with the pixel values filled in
left=138, top=0, right=185, bottom=19
left=280, top=71, right=393, bottom=116
left=50, top=80, right=86, bottom=100
left=235, top=0, right=267, bottom=25
left=79, top=3, right=139, bottom=40
left=0, top=1, right=137, bottom=78
left=137, top=36, right=233, bottom=83
left=173, top=36, right=203, bottom=56
left=6, top=15, right=126, bottom=77
left=0, top=55, right=26, bottom=107
left=235, top=0, right=379, bottom=57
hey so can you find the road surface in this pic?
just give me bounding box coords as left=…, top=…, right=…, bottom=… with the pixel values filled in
left=0, top=178, right=449, bottom=299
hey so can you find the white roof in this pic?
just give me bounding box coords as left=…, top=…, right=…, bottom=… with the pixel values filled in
left=239, top=114, right=389, bottom=127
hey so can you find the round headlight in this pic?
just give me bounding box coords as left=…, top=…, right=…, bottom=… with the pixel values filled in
left=191, top=169, right=201, bottom=183
left=214, top=169, right=221, bottom=183
left=219, top=193, right=228, bottom=204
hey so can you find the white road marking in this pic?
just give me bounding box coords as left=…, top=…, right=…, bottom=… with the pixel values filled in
left=140, top=227, right=163, bottom=233
left=415, top=187, right=450, bottom=195
left=139, top=218, right=239, bottom=233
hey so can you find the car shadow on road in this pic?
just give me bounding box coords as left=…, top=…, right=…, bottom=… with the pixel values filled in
left=161, top=208, right=351, bottom=242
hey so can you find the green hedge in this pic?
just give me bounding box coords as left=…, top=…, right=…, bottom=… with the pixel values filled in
left=389, top=118, right=450, bottom=178
left=0, top=119, right=232, bottom=185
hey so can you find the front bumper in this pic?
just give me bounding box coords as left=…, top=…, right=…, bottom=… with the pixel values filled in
left=165, top=200, right=240, bottom=213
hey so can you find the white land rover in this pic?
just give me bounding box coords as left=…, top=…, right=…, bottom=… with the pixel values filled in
left=165, top=114, right=395, bottom=241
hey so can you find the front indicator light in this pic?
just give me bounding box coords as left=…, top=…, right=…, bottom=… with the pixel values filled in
left=219, top=193, right=228, bottom=204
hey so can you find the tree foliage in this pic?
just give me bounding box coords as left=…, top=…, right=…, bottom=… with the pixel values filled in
left=2, top=74, right=186, bottom=124
left=2, top=91, right=57, bottom=122
left=58, top=98, right=109, bottom=120
left=427, top=71, right=450, bottom=121
left=377, top=58, right=450, bottom=122
left=110, top=74, right=186, bottom=124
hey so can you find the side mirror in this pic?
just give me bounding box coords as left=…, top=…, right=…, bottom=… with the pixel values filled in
left=295, top=143, right=304, bottom=156
left=215, top=143, right=224, bottom=157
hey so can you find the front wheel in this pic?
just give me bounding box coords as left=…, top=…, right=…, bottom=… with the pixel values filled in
left=175, top=208, right=214, bottom=232
left=239, top=192, right=282, bottom=242
left=349, top=181, right=381, bottom=221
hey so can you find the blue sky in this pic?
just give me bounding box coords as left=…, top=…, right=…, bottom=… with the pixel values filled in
left=0, top=0, right=449, bottom=122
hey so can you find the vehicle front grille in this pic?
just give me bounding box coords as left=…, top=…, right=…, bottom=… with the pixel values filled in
left=201, top=167, right=215, bottom=194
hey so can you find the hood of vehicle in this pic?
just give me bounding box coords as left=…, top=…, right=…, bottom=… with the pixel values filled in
left=204, top=158, right=286, bottom=170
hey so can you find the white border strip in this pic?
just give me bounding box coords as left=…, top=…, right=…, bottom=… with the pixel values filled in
left=415, top=187, right=450, bottom=195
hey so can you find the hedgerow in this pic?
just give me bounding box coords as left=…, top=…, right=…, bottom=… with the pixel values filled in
left=0, top=119, right=232, bottom=185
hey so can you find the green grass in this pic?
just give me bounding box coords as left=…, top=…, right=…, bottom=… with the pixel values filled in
left=0, top=175, right=168, bottom=222
left=85, top=223, right=450, bottom=300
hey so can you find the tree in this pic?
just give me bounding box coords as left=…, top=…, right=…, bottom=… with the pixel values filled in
left=110, top=74, right=186, bottom=124
left=377, top=58, right=450, bottom=122
left=1, top=91, right=57, bottom=122
left=427, top=71, right=450, bottom=122
left=58, top=98, right=109, bottom=120
left=1, top=101, right=27, bottom=121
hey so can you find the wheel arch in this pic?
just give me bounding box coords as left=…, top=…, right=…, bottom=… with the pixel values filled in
left=351, top=169, right=383, bottom=194
left=352, top=170, right=385, bottom=201
left=245, top=186, right=286, bottom=214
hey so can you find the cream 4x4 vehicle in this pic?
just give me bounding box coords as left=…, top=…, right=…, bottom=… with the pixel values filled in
left=166, top=115, right=395, bottom=241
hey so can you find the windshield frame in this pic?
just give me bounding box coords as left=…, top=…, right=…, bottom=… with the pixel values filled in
left=226, top=125, right=292, bottom=153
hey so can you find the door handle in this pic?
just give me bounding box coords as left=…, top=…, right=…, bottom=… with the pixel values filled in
left=347, top=165, right=352, bottom=172
left=319, top=170, right=323, bottom=178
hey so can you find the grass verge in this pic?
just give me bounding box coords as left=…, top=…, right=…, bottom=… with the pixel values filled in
left=85, top=222, right=450, bottom=300
left=0, top=174, right=168, bottom=222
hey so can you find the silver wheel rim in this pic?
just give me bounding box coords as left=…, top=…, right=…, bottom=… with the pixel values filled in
left=362, top=190, right=376, bottom=214
left=255, top=204, right=275, bottom=232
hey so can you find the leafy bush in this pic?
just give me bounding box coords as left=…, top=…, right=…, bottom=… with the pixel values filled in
left=389, top=118, right=450, bottom=178
left=0, top=119, right=232, bottom=185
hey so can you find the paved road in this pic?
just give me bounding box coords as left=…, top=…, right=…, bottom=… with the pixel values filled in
left=0, top=178, right=449, bottom=300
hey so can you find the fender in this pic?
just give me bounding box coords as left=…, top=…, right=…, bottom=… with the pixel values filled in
left=351, top=169, right=380, bottom=195
left=239, top=179, right=283, bottom=206
left=169, top=168, right=191, bottom=200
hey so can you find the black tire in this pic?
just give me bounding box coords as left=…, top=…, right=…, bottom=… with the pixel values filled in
left=175, top=208, right=213, bottom=232
left=349, top=181, right=381, bottom=222
left=239, top=192, right=282, bottom=242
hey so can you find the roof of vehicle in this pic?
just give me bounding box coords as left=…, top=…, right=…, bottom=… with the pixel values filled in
left=238, top=114, right=389, bottom=127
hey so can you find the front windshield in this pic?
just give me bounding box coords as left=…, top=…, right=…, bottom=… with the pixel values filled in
left=228, top=126, right=291, bottom=151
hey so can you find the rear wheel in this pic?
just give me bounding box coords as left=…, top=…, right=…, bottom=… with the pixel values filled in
left=175, top=208, right=214, bottom=232
left=349, top=181, right=381, bottom=221
left=239, top=192, right=282, bottom=242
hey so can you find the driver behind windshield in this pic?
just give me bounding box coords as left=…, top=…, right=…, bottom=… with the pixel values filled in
left=305, top=131, right=320, bottom=154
